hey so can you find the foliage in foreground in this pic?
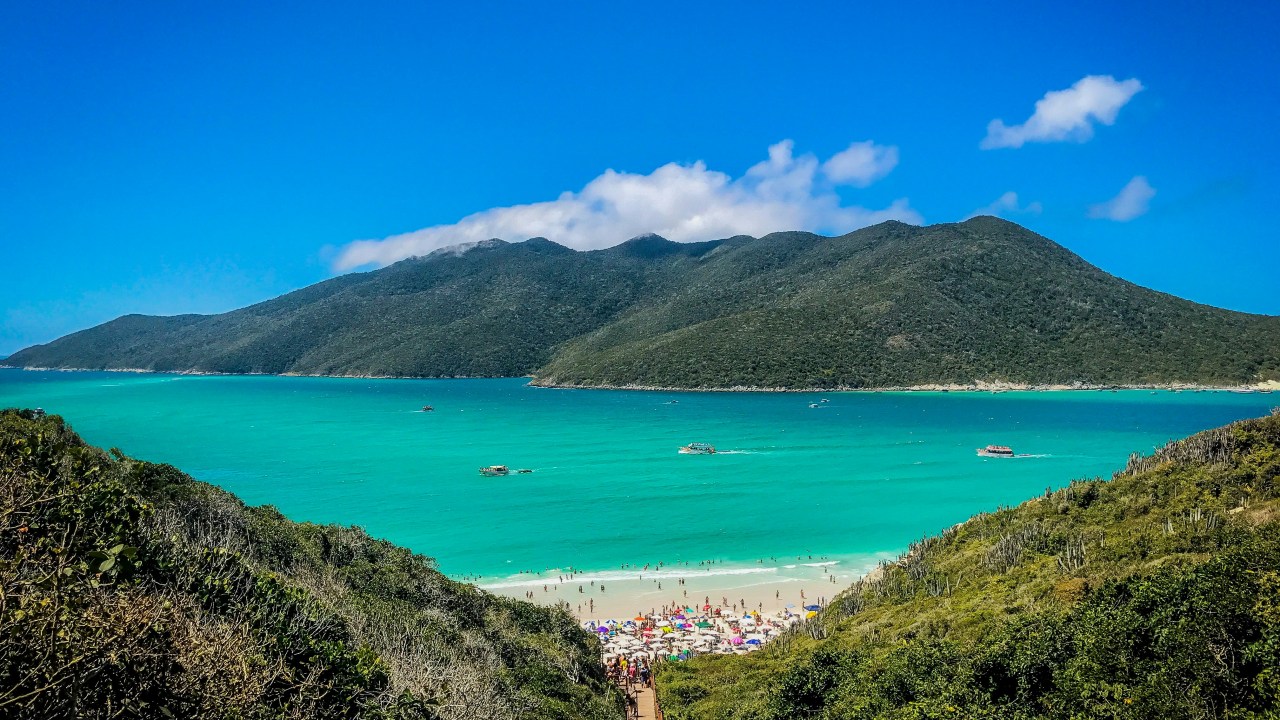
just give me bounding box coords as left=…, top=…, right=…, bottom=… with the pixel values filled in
left=656, top=411, right=1280, bottom=718
left=0, top=408, right=620, bottom=719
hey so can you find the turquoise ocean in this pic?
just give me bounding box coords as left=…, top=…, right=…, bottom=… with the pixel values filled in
left=2, top=370, right=1274, bottom=585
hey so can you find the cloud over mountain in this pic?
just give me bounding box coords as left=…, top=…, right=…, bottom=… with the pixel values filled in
left=968, top=191, right=1043, bottom=219
left=1089, top=176, right=1156, bottom=221
left=981, top=75, right=1144, bottom=149
left=332, top=141, right=919, bottom=270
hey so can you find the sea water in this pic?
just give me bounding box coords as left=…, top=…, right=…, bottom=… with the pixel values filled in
left=1, top=370, right=1273, bottom=585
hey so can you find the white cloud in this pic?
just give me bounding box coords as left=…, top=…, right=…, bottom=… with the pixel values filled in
left=967, top=191, right=1043, bottom=219
left=332, top=141, right=921, bottom=270
left=821, top=140, right=899, bottom=186
left=981, top=75, right=1144, bottom=149
left=1088, top=176, right=1156, bottom=221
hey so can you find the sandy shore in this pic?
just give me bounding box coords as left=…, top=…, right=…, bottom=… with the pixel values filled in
left=476, top=554, right=895, bottom=621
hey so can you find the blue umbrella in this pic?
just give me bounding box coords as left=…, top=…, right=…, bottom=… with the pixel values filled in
left=804, top=605, right=820, bottom=611
left=746, top=639, right=762, bottom=645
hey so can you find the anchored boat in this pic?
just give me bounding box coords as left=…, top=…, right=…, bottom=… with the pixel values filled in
left=479, top=465, right=510, bottom=476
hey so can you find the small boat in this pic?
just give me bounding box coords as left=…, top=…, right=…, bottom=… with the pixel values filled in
left=479, top=465, right=510, bottom=476
left=977, top=445, right=1014, bottom=458
left=679, top=443, right=716, bottom=455
left=422, top=405, right=434, bottom=412
left=516, top=468, right=533, bottom=474
left=808, top=403, right=821, bottom=408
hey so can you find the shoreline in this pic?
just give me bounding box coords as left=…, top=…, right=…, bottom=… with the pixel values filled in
left=4, top=366, right=1276, bottom=393
left=471, top=554, right=891, bottom=622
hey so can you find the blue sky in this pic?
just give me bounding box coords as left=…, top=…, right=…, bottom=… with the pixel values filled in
left=3, top=1, right=1277, bottom=356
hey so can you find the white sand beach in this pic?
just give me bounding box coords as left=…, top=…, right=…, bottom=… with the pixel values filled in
left=478, top=553, right=892, bottom=621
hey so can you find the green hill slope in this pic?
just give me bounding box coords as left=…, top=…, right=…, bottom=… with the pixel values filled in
left=7, top=218, right=1279, bottom=387
left=656, top=410, right=1280, bottom=719
left=0, top=409, right=620, bottom=719
left=538, top=218, right=1280, bottom=388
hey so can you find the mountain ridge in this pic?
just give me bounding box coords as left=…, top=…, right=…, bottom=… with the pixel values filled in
left=7, top=218, right=1280, bottom=388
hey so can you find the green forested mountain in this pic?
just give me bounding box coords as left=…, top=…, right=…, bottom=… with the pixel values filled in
left=7, top=218, right=1279, bottom=388
left=656, top=410, right=1280, bottom=719
left=0, top=409, right=619, bottom=719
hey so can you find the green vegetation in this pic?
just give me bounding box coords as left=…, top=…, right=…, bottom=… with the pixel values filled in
left=6, top=217, right=1280, bottom=387
left=0, top=409, right=619, bottom=719
left=655, top=410, right=1280, bottom=719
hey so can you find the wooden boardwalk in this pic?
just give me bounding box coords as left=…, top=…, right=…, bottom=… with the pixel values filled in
left=619, top=680, right=660, bottom=719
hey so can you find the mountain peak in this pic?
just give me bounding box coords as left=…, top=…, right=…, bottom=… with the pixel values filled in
left=611, top=233, right=682, bottom=258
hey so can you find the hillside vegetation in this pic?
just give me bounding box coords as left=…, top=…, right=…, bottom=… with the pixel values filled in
left=0, top=409, right=619, bottom=719
left=656, top=410, right=1280, bottom=719
left=6, top=218, right=1280, bottom=388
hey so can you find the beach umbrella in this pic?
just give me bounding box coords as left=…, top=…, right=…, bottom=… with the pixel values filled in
left=730, top=636, right=744, bottom=645
left=804, top=605, right=820, bottom=611
left=595, top=626, right=610, bottom=633
left=746, top=639, right=762, bottom=645
left=656, top=620, right=670, bottom=627
left=695, top=621, right=713, bottom=628
left=805, top=611, right=818, bottom=619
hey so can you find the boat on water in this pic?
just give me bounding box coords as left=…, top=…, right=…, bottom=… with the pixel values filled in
left=479, top=465, right=510, bottom=476
left=422, top=405, right=434, bottom=412
left=977, top=445, right=1015, bottom=458
left=516, top=468, right=533, bottom=474
left=679, top=443, right=716, bottom=455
